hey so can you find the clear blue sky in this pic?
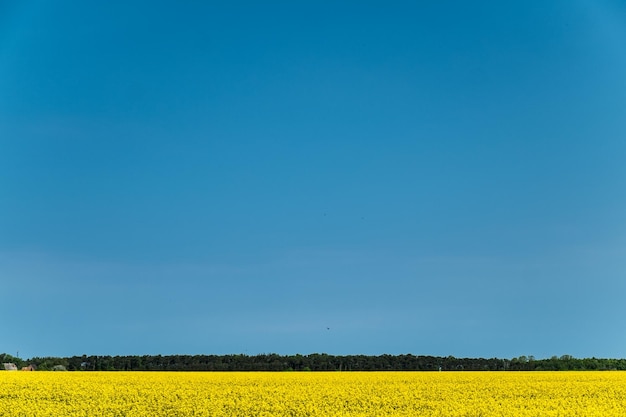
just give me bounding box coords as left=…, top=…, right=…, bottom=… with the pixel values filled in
left=1, top=0, right=625, bottom=359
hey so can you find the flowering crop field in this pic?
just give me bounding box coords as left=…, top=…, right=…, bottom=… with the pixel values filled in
left=2, top=371, right=626, bottom=416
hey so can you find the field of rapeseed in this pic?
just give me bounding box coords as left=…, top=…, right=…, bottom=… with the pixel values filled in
left=1, top=371, right=626, bottom=416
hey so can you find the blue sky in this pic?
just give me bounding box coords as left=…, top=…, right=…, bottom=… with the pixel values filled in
left=1, top=0, right=625, bottom=359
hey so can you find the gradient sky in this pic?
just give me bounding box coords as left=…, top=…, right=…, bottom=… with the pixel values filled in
left=1, top=1, right=625, bottom=360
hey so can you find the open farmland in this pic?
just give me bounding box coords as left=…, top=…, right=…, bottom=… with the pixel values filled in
left=1, top=371, right=626, bottom=416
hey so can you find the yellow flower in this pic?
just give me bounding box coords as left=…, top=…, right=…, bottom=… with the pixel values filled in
left=2, top=370, right=626, bottom=416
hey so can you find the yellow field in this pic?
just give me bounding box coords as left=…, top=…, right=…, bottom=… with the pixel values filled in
left=1, top=371, right=626, bottom=416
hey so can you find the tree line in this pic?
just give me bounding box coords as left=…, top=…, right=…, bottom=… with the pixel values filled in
left=3, top=353, right=626, bottom=371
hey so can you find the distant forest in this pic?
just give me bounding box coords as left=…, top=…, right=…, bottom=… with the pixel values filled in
left=3, top=353, right=626, bottom=372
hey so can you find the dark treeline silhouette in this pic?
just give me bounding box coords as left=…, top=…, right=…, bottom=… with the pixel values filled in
left=4, top=353, right=626, bottom=371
